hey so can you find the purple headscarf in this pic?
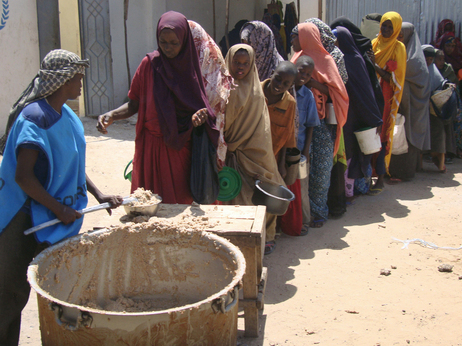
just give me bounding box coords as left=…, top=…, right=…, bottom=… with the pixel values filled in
left=147, top=11, right=218, bottom=150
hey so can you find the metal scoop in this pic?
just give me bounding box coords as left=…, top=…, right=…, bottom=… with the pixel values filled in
left=23, top=196, right=138, bottom=235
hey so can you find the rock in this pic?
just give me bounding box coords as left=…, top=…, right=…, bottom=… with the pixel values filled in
left=438, top=264, right=453, bottom=272
left=391, top=265, right=397, bottom=269
left=380, top=269, right=391, bottom=276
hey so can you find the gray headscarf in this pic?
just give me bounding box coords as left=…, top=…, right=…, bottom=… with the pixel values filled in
left=0, top=49, right=89, bottom=154
left=422, top=45, right=445, bottom=92
left=399, top=23, right=431, bottom=150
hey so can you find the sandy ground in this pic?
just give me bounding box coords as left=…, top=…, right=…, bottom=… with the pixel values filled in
left=18, top=117, right=462, bottom=345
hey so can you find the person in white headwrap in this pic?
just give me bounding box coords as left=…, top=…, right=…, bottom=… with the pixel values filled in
left=0, top=49, right=122, bottom=345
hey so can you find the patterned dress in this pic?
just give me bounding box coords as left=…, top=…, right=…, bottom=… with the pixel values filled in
left=309, top=121, right=334, bottom=220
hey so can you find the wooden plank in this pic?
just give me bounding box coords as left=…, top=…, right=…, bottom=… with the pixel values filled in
left=257, top=267, right=268, bottom=310
left=157, top=205, right=258, bottom=220
left=253, top=206, right=266, bottom=275
left=240, top=245, right=259, bottom=337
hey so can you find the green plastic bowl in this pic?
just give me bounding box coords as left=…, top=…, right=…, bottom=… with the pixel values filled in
left=124, top=159, right=133, bottom=182
left=217, top=166, right=242, bottom=202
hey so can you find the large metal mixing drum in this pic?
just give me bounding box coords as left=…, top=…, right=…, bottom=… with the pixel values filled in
left=27, top=225, right=246, bottom=345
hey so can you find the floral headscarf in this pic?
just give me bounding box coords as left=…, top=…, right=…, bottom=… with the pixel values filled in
left=305, top=18, right=348, bottom=84
left=188, top=20, right=234, bottom=167
left=240, top=21, right=284, bottom=81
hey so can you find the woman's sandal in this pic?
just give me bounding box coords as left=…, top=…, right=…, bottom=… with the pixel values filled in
left=300, top=225, right=309, bottom=236
left=309, top=219, right=326, bottom=228
left=367, top=187, right=383, bottom=196
left=264, top=241, right=276, bottom=255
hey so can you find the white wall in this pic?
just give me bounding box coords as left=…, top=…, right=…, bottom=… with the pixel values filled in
left=0, top=0, right=40, bottom=135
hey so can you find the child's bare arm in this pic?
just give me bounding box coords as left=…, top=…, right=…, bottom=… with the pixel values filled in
left=85, top=175, right=123, bottom=215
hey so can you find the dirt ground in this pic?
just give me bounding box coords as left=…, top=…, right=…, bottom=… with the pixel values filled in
left=18, top=116, right=462, bottom=345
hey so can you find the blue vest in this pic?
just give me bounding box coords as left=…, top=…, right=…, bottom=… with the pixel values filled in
left=0, top=100, right=88, bottom=244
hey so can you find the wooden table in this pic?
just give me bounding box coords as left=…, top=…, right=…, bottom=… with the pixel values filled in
left=156, top=204, right=267, bottom=337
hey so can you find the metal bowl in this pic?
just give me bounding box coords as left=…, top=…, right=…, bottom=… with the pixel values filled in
left=123, top=197, right=162, bottom=216
left=251, top=180, right=295, bottom=215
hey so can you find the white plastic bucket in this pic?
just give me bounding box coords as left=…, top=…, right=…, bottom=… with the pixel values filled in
left=354, top=127, right=382, bottom=155
left=325, top=103, right=337, bottom=124
left=298, top=155, right=308, bottom=179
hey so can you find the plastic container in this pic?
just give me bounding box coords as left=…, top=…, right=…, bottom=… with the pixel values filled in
left=217, top=166, right=242, bottom=201
left=354, top=127, right=382, bottom=155
left=325, top=103, right=337, bottom=125
left=27, top=227, right=245, bottom=346
left=251, top=180, right=295, bottom=215
left=123, top=159, right=133, bottom=182
left=284, top=148, right=301, bottom=186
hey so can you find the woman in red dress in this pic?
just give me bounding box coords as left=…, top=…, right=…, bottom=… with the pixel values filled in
left=97, top=11, right=219, bottom=204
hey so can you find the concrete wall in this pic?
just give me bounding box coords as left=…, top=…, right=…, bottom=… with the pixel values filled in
left=0, top=0, right=321, bottom=132
left=0, top=0, right=40, bottom=135
left=108, top=0, right=319, bottom=107
left=109, top=0, right=164, bottom=107
left=59, top=0, right=84, bottom=115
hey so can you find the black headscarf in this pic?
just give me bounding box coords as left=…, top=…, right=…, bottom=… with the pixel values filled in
left=331, top=16, right=384, bottom=116
left=219, top=19, right=248, bottom=57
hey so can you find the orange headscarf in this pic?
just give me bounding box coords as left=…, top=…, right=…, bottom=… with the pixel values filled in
left=372, top=11, right=407, bottom=170
left=291, top=22, right=349, bottom=156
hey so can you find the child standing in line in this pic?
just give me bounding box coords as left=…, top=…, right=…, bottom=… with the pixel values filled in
left=223, top=44, right=286, bottom=256
left=294, top=56, right=320, bottom=234
left=261, top=61, right=303, bottom=238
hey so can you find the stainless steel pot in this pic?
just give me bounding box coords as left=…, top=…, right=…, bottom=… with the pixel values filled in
left=251, top=179, right=295, bottom=215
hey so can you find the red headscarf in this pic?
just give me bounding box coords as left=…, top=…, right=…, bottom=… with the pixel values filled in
left=438, top=33, right=462, bottom=73
left=291, top=22, right=349, bottom=156
left=147, top=11, right=218, bottom=150
left=434, top=19, right=456, bottom=47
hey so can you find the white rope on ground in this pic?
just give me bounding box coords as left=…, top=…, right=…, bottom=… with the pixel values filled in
left=392, top=237, right=462, bottom=250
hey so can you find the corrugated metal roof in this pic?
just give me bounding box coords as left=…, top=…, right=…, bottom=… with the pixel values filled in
left=326, top=0, right=462, bottom=45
